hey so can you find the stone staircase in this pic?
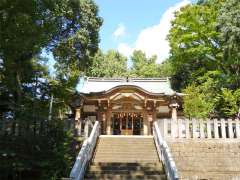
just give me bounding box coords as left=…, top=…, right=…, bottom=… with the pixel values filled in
left=167, top=139, right=240, bottom=180
left=84, top=135, right=166, bottom=180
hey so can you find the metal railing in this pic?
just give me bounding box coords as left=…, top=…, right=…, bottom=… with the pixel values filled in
left=70, top=121, right=100, bottom=180
left=153, top=121, right=179, bottom=180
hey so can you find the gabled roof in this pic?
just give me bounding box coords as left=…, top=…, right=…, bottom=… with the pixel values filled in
left=78, top=77, right=177, bottom=96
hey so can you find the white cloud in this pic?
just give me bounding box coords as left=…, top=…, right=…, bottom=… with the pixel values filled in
left=118, top=43, right=133, bottom=58
left=117, top=0, right=190, bottom=63
left=113, top=24, right=126, bottom=39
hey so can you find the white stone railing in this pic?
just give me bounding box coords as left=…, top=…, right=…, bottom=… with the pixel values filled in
left=153, top=121, right=179, bottom=180
left=159, top=118, right=240, bottom=139
left=70, top=121, right=100, bottom=180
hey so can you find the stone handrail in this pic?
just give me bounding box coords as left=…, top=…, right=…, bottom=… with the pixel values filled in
left=70, top=121, right=100, bottom=180
left=159, top=118, right=240, bottom=139
left=153, top=121, right=179, bottom=180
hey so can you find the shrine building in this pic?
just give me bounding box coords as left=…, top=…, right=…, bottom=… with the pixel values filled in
left=70, top=77, right=183, bottom=136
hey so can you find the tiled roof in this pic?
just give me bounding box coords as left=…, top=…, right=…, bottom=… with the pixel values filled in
left=78, top=77, right=176, bottom=95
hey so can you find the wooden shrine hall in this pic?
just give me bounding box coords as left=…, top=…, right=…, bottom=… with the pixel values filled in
left=70, top=77, right=183, bottom=136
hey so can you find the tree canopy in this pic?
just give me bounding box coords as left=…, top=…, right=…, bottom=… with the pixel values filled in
left=0, top=0, right=102, bottom=179
left=87, top=49, right=169, bottom=78
left=168, top=0, right=240, bottom=118
left=87, top=50, right=128, bottom=77
left=129, top=50, right=161, bottom=77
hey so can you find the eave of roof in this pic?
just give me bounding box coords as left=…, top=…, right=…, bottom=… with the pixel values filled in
left=78, top=77, right=181, bottom=97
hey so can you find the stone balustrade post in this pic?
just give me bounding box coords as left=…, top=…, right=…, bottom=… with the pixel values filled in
left=171, top=118, right=178, bottom=138
left=200, top=120, right=205, bottom=138
left=221, top=119, right=226, bottom=139
left=185, top=119, right=190, bottom=138
left=214, top=119, right=219, bottom=139
left=236, top=119, right=240, bottom=138
left=192, top=119, right=197, bottom=138
left=228, top=119, right=233, bottom=138
left=84, top=119, right=89, bottom=139
left=207, top=120, right=212, bottom=139
left=169, top=102, right=179, bottom=138
left=163, top=119, right=168, bottom=138
left=177, top=119, right=183, bottom=138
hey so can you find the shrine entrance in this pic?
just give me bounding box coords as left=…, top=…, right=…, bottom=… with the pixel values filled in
left=112, top=112, right=143, bottom=135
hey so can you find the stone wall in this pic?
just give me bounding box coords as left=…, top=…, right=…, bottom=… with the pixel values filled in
left=167, top=139, right=240, bottom=180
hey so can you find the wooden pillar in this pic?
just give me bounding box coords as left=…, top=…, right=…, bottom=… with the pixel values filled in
left=75, top=108, right=81, bottom=136
left=98, top=111, right=103, bottom=134
left=104, top=112, right=111, bottom=135
left=152, top=105, right=157, bottom=135
left=143, top=111, right=148, bottom=135
left=148, top=113, right=153, bottom=135
left=75, top=108, right=81, bottom=120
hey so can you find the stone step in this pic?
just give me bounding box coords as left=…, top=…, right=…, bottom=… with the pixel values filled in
left=94, top=151, right=157, bottom=155
left=84, top=136, right=165, bottom=180
left=88, top=164, right=163, bottom=172
left=94, top=154, right=158, bottom=160
left=95, top=149, right=157, bottom=152
left=96, top=148, right=156, bottom=150
left=91, top=162, right=161, bottom=166
left=97, top=143, right=156, bottom=145
left=98, top=142, right=155, bottom=144
left=98, top=139, right=154, bottom=141
left=93, top=158, right=159, bottom=163
left=98, top=144, right=155, bottom=147
left=84, top=174, right=167, bottom=180
left=98, top=140, right=154, bottom=142
left=86, top=170, right=163, bottom=176
left=94, top=156, right=158, bottom=160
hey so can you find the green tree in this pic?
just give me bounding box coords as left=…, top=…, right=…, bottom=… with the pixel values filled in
left=183, top=84, right=213, bottom=119
left=0, top=0, right=102, bottom=178
left=217, top=88, right=240, bottom=118
left=182, top=71, right=222, bottom=118
left=130, top=50, right=161, bottom=77
left=217, top=0, right=240, bottom=89
left=157, top=60, right=174, bottom=77
left=168, top=0, right=224, bottom=90
left=87, top=50, right=128, bottom=77
left=0, top=0, right=102, bottom=115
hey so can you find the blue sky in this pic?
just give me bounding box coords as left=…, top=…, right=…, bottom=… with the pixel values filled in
left=95, top=0, right=194, bottom=63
